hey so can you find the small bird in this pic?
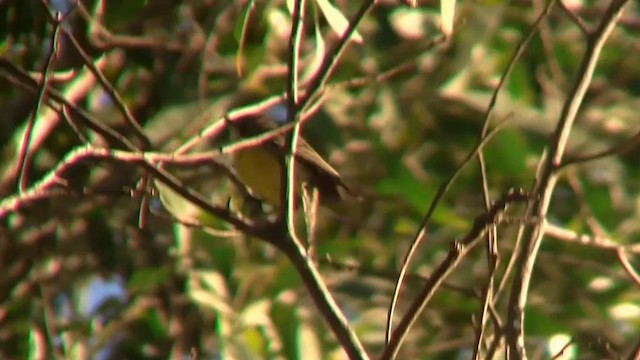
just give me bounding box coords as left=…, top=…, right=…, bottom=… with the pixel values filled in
left=229, top=102, right=353, bottom=209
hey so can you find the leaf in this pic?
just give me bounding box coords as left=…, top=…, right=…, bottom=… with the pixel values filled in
left=189, top=270, right=235, bottom=316
left=154, top=180, right=227, bottom=232
left=440, top=0, right=456, bottom=36
left=301, top=4, right=327, bottom=84
left=235, top=0, right=256, bottom=77
left=155, top=180, right=199, bottom=224
left=271, top=294, right=301, bottom=360
left=377, top=163, right=432, bottom=213
left=314, top=0, right=364, bottom=44
left=127, top=266, right=172, bottom=294
left=297, top=312, right=322, bottom=360
left=240, top=299, right=273, bottom=327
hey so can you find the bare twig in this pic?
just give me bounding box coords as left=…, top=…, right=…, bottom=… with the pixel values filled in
left=505, top=2, right=630, bottom=358
left=549, top=337, right=576, bottom=360
left=0, top=60, right=137, bottom=150
left=615, top=249, right=640, bottom=287
left=558, top=1, right=589, bottom=36
left=561, top=128, right=640, bottom=168
left=17, top=10, right=61, bottom=193
left=380, top=189, right=530, bottom=360
left=544, top=222, right=640, bottom=254
left=471, top=2, right=556, bottom=357
left=297, top=0, right=375, bottom=112
left=276, top=1, right=373, bottom=358
left=385, top=118, right=510, bottom=344
left=0, top=146, right=249, bottom=232
left=322, top=256, right=478, bottom=298
left=283, top=0, right=306, bottom=244
left=58, top=15, right=151, bottom=150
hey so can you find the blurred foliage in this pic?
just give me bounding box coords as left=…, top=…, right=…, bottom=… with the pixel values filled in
left=1, top=0, right=640, bottom=359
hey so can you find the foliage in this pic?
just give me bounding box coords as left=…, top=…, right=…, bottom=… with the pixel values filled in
left=1, top=0, right=639, bottom=359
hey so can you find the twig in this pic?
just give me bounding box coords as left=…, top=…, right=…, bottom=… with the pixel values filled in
left=505, top=2, right=630, bottom=358
left=471, top=2, right=556, bottom=357
left=549, top=337, right=575, bottom=360
left=544, top=222, right=640, bottom=253
left=558, top=1, right=589, bottom=36
left=615, top=249, right=640, bottom=287
left=278, top=1, right=373, bottom=357
left=297, top=0, right=375, bottom=112
left=0, top=60, right=137, bottom=150
left=322, top=256, right=478, bottom=298
left=57, top=12, right=151, bottom=150
left=0, top=58, right=109, bottom=193
left=17, top=9, right=61, bottom=193
left=283, top=0, right=306, bottom=245
left=277, top=228, right=369, bottom=360
left=380, top=189, right=530, bottom=360
left=561, top=128, right=640, bottom=168
left=385, top=118, right=510, bottom=344
left=0, top=146, right=249, bottom=232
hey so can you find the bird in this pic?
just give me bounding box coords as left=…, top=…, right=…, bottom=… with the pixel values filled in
left=229, top=101, right=354, bottom=209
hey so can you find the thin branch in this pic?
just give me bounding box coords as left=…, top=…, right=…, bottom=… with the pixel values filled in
left=385, top=118, right=510, bottom=344
left=561, top=128, right=640, bottom=168
left=558, top=1, right=589, bottom=36
left=17, top=10, right=61, bottom=193
left=544, top=223, right=640, bottom=286
left=472, top=242, right=498, bottom=360
left=505, top=2, right=630, bottom=358
left=43, top=3, right=151, bottom=150
left=0, top=59, right=137, bottom=150
left=279, top=233, right=369, bottom=360
left=322, top=256, right=478, bottom=298
left=549, top=338, right=576, bottom=360
left=0, top=58, right=113, bottom=195
left=470, top=2, right=556, bottom=356
left=176, top=96, right=285, bottom=156
left=331, top=35, right=446, bottom=91
left=544, top=222, right=640, bottom=254
left=615, top=248, right=640, bottom=287
left=283, top=0, right=306, bottom=243
left=297, top=0, right=375, bottom=112
left=75, top=1, right=184, bottom=52
left=0, top=146, right=249, bottom=231
left=278, top=1, right=371, bottom=357
left=380, top=189, right=530, bottom=360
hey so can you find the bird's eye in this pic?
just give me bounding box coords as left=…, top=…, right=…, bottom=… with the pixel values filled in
left=266, top=103, right=289, bottom=125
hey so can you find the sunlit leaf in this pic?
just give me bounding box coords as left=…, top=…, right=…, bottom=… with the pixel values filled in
left=440, top=0, right=456, bottom=36
left=189, top=270, right=235, bottom=316
left=314, top=0, right=363, bottom=44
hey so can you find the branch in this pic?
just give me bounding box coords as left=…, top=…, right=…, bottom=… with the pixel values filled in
left=505, top=2, right=630, bottom=358
left=0, top=146, right=249, bottom=231
left=380, top=189, right=530, bottom=360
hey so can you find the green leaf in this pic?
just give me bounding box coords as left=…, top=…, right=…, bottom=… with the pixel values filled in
left=313, top=0, right=363, bottom=43
left=483, top=128, right=530, bottom=180
left=155, top=180, right=199, bottom=222
left=189, top=270, right=235, bottom=316
left=377, top=163, right=432, bottom=213
left=127, top=266, right=172, bottom=294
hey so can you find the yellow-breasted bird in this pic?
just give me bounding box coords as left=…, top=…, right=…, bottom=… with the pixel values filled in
left=229, top=101, right=353, bottom=209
